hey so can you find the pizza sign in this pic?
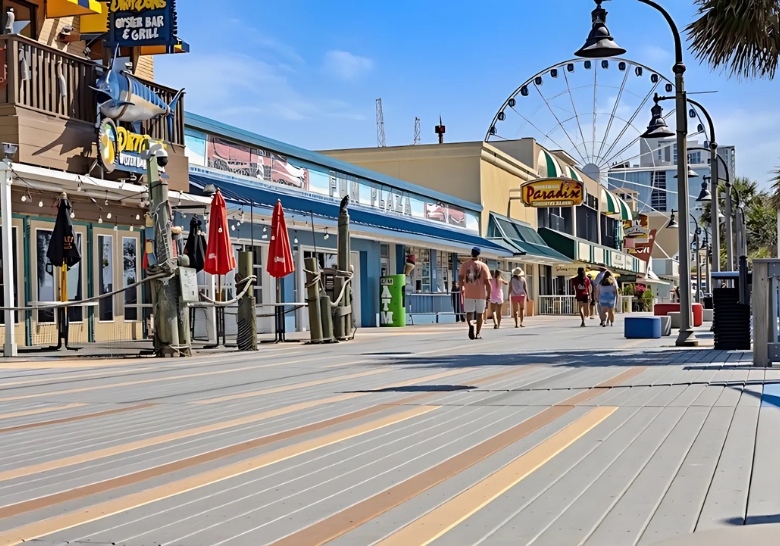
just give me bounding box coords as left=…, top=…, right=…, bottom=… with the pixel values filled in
left=521, top=178, right=585, bottom=208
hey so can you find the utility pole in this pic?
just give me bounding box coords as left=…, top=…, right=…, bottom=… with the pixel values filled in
left=376, top=99, right=386, bottom=147
left=0, top=154, right=16, bottom=356
left=143, top=142, right=190, bottom=357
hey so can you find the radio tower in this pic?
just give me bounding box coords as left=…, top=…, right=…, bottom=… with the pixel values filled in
left=414, top=117, right=421, bottom=145
left=375, top=98, right=386, bottom=147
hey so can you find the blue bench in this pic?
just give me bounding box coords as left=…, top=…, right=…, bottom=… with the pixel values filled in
left=625, top=316, right=662, bottom=339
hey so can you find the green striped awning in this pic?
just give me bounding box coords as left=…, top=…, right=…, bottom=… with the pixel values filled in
left=605, top=190, right=632, bottom=221
left=568, top=167, right=581, bottom=181
left=539, top=150, right=564, bottom=178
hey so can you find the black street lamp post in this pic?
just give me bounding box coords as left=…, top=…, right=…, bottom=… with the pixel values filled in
left=576, top=0, right=697, bottom=345
left=690, top=213, right=702, bottom=303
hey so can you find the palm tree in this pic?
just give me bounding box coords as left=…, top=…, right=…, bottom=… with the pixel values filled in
left=771, top=168, right=780, bottom=257
left=686, top=0, right=780, bottom=79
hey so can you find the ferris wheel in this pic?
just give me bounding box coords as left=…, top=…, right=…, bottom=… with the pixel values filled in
left=485, top=57, right=711, bottom=205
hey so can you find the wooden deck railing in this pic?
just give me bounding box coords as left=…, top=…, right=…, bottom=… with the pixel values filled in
left=0, top=34, right=184, bottom=145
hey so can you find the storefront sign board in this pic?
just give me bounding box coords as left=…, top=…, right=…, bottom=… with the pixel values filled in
left=186, top=132, right=480, bottom=233
left=98, top=120, right=167, bottom=174
left=521, top=178, right=585, bottom=208
left=108, top=0, right=177, bottom=48
left=623, top=214, right=650, bottom=241
left=625, top=229, right=657, bottom=263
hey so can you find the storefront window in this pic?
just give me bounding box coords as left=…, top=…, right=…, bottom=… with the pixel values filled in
left=36, top=230, right=54, bottom=323
left=67, top=234, right=83, bottom=322
left=0, top=227, right=18, bottom=324
left=98, top=235, right=114, bottom=321
left=380, top=244, right=389, bottom=277
left=123, top=238, right=138, bottom=321
left=408, top=247, right=431, bottom=292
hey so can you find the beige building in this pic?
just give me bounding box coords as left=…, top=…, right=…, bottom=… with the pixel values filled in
left=322, top=138, right=645, bottom=310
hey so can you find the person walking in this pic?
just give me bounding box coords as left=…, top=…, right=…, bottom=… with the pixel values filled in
left=489, top=269, right=508, bottom=329
left=509, top=267, right=528, bottom=328
left=458, top=247, right=491, bottom=340
left=593, top=267, right=609, bottom=326
left=572, top=267, right=592, bottom=327
left=598, top=270, right=619, bottom=326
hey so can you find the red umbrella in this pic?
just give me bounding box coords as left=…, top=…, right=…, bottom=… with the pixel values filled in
left=267, top=200, right=294, bottom=279
left=204, top=189, right=236, bottom=276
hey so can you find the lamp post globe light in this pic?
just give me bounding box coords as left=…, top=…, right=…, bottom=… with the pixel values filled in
left=577, top=0, right=698, bottom=346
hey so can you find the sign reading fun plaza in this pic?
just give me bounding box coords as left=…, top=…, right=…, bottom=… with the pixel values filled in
left=521, top=178, right=585, bottom=208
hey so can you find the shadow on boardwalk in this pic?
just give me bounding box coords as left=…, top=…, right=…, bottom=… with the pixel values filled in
left=369, top=349, right=750, bottom=371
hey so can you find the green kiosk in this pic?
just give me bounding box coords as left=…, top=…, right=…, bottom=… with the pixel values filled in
left=379, top=275, right=406, bottom=327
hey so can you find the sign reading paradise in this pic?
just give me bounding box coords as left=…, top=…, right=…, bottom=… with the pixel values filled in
left=521, top=178, right=585, bottom=208
left=108, top=0, right=178, bottom=49
left=98, top=119, right=167, bottom=174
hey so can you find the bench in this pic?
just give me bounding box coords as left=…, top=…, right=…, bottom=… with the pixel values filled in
left=625, top=316, right=662, bottom=339
left=655, top=303, right=704, bottom=327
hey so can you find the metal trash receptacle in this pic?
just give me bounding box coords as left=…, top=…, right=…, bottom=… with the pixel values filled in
left=713, top=287, right=750, bottom=350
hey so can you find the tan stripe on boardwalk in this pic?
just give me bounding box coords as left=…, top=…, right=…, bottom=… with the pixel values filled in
left=0, top=403, right=155, bottom=435
left=270, top=367, right=642, bottom=546
left=0, top=406, right=438, bottom=546
left=0, top=368, right=469, bottom=483
left=195, top=369, right=388, bottom=405
left=0, top=358, right=326, bottom=403
left=0, top=404, right=84, bottom=422
left=0, top=367, right=155, bottom=389
left=376, top=406, right=618, bottom=546
left=556, top=367, right=647, bottom=406
left=0, top=366, right=534, bottom=519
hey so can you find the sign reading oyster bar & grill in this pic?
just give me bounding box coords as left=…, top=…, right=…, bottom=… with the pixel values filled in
left=521, top=178, right=585, bottom=208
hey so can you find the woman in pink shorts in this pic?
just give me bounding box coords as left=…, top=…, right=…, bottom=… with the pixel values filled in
left=488, top=269, right=508, bottom=328
left=509, top=268, right=528, bottom=328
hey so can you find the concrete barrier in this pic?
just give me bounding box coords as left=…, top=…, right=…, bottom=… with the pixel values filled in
left=668, top=311, right=681, bottom=329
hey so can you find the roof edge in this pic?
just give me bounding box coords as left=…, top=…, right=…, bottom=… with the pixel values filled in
left=185, top=112, right=483, bottom=214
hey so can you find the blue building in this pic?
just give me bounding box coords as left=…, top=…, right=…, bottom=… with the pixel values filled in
left=180, top=114, right=516, bottom=334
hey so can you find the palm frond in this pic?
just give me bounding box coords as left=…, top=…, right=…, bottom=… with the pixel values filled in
left=686, top=0, right=780, bottom=80
left=771, top=166, right=780, bottom=210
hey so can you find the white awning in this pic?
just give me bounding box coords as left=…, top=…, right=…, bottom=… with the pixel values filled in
left=7, top=163, right=211, bottom=207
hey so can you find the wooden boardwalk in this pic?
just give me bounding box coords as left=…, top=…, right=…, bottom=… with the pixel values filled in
left=0, top=316, right=775, bottom=545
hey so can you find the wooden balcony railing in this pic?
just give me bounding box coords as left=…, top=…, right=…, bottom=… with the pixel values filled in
left=0, top=34, right=184, bottom=145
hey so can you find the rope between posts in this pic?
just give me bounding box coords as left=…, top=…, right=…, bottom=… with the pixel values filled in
left=0, top=272, right=170, bottom=311
left=199, top=275, right=257, bottom=307
left=303, top=268, right=353, bottom=307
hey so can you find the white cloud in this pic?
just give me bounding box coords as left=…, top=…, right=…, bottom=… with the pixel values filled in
left=323, top=50, right=374, bottom=81
left=716, top=108, right=780, bottom=185
left=156, top=53, right=365, bottom=124
left=640, top=45, right=672, bottom=66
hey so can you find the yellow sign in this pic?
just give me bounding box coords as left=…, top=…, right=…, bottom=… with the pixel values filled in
left=110, top=0, right=166, bottom=12
left=521, top=178, right=585, bottom=208
left=117, top=126, right=165, bottom=155
left=623, top=214, right=650, bottom=240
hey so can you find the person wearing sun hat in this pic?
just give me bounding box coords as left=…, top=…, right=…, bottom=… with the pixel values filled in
left=509, top=267, right=528, bottom=327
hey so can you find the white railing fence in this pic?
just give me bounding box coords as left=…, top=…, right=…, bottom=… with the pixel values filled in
left=537, top=296, right=577, bottom=316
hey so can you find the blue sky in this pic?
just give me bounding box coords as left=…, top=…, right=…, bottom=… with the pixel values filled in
left=156, top=0, right=779, bottom=186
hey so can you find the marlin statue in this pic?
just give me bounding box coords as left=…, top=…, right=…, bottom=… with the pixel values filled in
left=92, top=52, right=184, bottom=137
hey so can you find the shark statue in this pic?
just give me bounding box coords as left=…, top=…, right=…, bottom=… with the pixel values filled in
left=92, top=54, right=184, bottom=137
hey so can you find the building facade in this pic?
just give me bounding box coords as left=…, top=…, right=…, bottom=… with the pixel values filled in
left=182, top=115, right=513, bottom=333
left=321, top=138, right=645, bottom=313
left=0, top=0, right=191, bottom=349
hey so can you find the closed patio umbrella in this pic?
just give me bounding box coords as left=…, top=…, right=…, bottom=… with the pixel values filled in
left=204, top=190, right=235, bottom=344
left=267, top=200, right=294, bottom=342
left=46, top=193, right=81, bottom=349
left=183, top=216, right=207, bottom=273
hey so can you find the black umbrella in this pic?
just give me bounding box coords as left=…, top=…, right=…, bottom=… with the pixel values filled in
left=46, top=196, right=81, bottom=268
left=46, top=194, right=80, bottom=350
left=183, top=216, right=207, bottom=272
